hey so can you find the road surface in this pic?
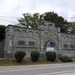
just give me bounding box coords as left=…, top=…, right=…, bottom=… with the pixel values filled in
left=0, top=63, right=75, bottom=75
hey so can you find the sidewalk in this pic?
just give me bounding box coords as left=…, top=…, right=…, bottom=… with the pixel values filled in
left=48, top=70, right=75, bottom=75
left=59, top=72, right=75, bottom=75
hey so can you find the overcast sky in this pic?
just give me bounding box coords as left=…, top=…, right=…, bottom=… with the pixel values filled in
left=0, top=0, right=75, bottom=25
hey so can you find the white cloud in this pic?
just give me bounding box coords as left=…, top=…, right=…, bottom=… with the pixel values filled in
left=0, top=0, right=75, bottom=25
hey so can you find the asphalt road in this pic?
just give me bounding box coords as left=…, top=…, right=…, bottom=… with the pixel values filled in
left=0, top=63, right=75, bottom=75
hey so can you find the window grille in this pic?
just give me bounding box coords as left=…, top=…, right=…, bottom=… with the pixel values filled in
left=18, top=41, right=25, bottom=45
left=64, top=44, right=68, bottom=48
left=70, top=45, right=74, bottom=49
left=29, top=41, right=35, bottom=47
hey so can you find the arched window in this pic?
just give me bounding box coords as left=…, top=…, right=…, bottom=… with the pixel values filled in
left=46, top=41, right=55, bottom=51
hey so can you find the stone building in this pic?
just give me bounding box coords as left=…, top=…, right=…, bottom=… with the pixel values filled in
left=2, top=21, right=75, bottom=58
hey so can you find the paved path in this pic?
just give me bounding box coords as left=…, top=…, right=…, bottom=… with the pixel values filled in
left=0, top=63, right=75, bottom=75
left=38, top=70, right=75, bottom=75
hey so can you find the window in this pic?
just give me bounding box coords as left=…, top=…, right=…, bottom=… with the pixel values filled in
left=64, top=44, right=68, bottom=48
left=9, top=40, right=12, bottom=47
left=46, top=41, right=55, bottom=51
left=49, top=24, right=53, bottom=31
left=29, top=41, right=35, bottom=47
left=18, top=41, right=25, bottom=45
left=70, top=45, right=74, bottom=49
left=9, top=37, right=12, bottom=47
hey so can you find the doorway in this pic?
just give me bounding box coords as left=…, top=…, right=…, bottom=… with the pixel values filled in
left=45, top=41, right=55, bottom=51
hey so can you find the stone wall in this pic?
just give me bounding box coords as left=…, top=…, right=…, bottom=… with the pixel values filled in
left=4, top=21, right=75, bottom=58
left=59, top=33, right=75, bottom=57
left=4, top=25, right=41, bottom=57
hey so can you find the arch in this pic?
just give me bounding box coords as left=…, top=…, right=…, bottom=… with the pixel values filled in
left=22, top=30, right=27, bottom=36
left=44, top=32, right=48, bottom=37
left=61, top=35, right=65, bottom=40
left=66, top=36, right=69, bottom=40
left=14, top=29, right=20, bottom=34
left=28, top=31, right=33, bottom=37
left=35, top=32, right=40, bottom=38
left=44, top=40, right=56, bottom=51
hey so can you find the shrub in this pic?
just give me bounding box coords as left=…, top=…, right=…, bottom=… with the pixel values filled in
left=30, top=50, right=40, bottom=62
left=46, top=51, right=56, bottom=61
left=14, top=51, right=26, bottom=62
left=59, top=56, right=72, bottom=62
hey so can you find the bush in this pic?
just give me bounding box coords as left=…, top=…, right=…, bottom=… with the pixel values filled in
left=14, top=51, right=26, bottom=62
left=59, top=56, right=72, bottom=62
left=46, top=51, right=56, bottom=61
left=30, top=50, right=40, bottom=62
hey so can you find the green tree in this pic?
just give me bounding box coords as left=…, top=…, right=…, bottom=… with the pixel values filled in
left=0, top=25, right=6, bottom=41
left=44, top=12, right=68, bottom=33
left=18, top=13, right=43, bottom=28
left=67, top=22, right=75, bottom=34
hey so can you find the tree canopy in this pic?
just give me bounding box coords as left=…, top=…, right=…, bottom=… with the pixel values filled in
left=18, top=13, right=43, bottom=28
left=0, top=25, right=6, bottom=41
left=44, top=12, right=68, bottom=33
left=18, top=12, right=75, bottom=34
left=67, top=22, right=75, bottom=33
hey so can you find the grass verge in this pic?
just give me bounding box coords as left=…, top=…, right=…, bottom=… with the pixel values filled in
left=0, top=58, right=75, bottom=66
left=0, top=58, right=59, bottom=66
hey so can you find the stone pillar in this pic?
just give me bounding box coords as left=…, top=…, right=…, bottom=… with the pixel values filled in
left=5, top=26, right=14, bottom=58
left=57, top=27, right=61, bottom=56
left=40, top=31, right=45, bottom=58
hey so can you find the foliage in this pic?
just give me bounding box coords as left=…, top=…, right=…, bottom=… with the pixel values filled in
left=46, top=51, right=56, bottom=61
left=14, top=51, right=26, bottom=62
left=0, top=25, right=6, bottom=41
left=30, top=50, right=40, bottom=62
left=18, top=13, right=43, bottom=28
left=67, top=22, right=75, bottom=34
left=59, top=56, right=72, bottom=62
left=44, top=12, right=68, bottom=33
left=18, top=12, right=75, bottom=34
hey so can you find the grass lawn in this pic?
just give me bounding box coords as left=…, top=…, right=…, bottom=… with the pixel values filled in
left=0, top=58, right=74, bottom=66
left=0, top=58, right=60, bottom=66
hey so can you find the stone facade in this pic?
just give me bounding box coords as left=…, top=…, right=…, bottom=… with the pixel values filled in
left=3, top=21, right=75, bottom=58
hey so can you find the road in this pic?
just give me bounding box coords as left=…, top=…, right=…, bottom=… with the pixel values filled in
left=0, top=63, right=75, bottom=75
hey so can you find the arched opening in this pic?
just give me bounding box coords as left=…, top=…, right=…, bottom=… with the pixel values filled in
left=45, top=41, right=55, bottom=51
